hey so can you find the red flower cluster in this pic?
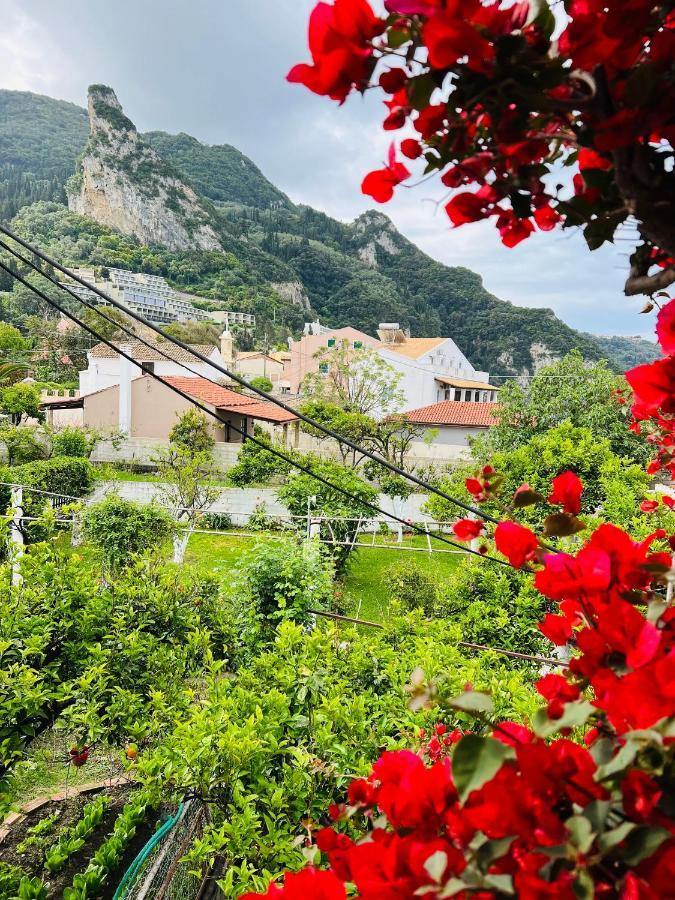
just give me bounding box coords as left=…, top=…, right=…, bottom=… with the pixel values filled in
left=628, top=297, right=675, bottom=477
left=286, top=0, right=384, bottom=102
left=289, top=0, right=675, bottom=263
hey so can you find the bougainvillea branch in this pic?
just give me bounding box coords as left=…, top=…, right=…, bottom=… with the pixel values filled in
left=288, top=0, right=675, bottom=297
left=264, top=2, right=675, bottom=895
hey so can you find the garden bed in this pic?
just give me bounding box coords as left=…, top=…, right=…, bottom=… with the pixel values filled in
left=0, top=784, right=158, bottom=898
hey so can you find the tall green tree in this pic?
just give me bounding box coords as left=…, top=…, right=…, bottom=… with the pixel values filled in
left=475, top=351, right=649, bottom=465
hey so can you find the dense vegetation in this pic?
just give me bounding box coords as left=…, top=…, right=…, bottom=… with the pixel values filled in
left=0, top=88, right=634, bottom=374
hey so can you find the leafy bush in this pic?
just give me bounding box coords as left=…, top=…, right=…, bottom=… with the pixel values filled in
left=227, top=428, right=292, bottom=486
left=437, top=557, right=549, bottom=659
left=0, top=425, right=50, bottom=466
left=426, top=422, right=649, bottom=531
left=245, top=536, right=334, bottom=628
left=138, top=616, right=537, bottom=897
left=51, top=426, right=96, bottom=458
left=44, top=795, right=109, bottom=873
left=0, top=546, right=231, bottom=805
left=202, top=511, right=233, bottom=531
left=248, top=375, right=273, bottom=393
left=386, top=559, right=438, bottom=616
left=82, top=495, right=174, bottom=573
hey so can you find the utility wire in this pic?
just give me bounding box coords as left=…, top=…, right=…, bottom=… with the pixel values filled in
left=0, top=258, right=511, bottom=567
left=0, top=225, right=501, bottom=526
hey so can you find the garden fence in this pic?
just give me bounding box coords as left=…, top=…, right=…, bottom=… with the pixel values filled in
left=115, top=799, right=208, bottom=900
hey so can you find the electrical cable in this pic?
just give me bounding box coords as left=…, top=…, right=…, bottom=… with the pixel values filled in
left=0, top=258, right=512, bottom=567
left=0, top=224, right=502, bottom=525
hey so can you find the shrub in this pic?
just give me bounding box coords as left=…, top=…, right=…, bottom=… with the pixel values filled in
left=248, top=375, right=273, bottom=393
left=245, top=536, right=334, bottom=628
left=51, top=427, right=96, bottom=458
left=227, top=428, right=292, bottom=486
left=386, top=559, right=438, bottom=616
left=0, top=425, right=50, bottom=466
left=82, top=495, right=174, bottom=573
left=202, top=511, right=233, bottom=531
left=437, top=556, right=549, bottom=659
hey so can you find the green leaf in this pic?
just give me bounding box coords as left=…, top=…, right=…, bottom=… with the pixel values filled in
left=573, top=869, right=595, bottom=900
left=447, top=691, right=494, bottom=715
left=598, top=821, right=636, bottom=852
left=526, top=0, right=556, bottom=38
left=424, top=850, right=448, bottom=883
left=408, top=74, right=436, bottom=111
left=476, top=836, right=515, bottom=873
left=566, top=815, right=595, bottom=853
left=584, top=800, right=611, bottom=834
left=532, top=701, right=595, bottom=738
left=452, top=735, right=512, bottom=803
left=484, top=874, right=515, bottom=895
left=595, top=740, right=638, bottom=781
left=621, top=826, right=671, bottom=866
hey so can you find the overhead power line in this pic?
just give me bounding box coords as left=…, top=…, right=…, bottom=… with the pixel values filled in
left=0, top=256, right=512, bottom=567
left=0, top=224, right=500, bottom=526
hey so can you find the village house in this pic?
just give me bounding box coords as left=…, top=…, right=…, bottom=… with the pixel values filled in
left=285, top=322, right=498, bottom=413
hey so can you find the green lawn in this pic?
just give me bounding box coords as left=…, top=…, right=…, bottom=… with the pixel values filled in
left=184, top=530, right=463, bottom=623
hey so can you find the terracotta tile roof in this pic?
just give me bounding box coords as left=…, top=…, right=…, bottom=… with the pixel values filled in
left=403, top=401, right=499, bottom=427
left=162, top=377, right=298, bottom=423
left=89, top=340, right=217, bottom=363
left=383, top=338, right=446, bottom=359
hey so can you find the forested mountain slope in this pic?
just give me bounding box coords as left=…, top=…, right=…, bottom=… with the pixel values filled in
left=0, top=87, right=635, bottom=375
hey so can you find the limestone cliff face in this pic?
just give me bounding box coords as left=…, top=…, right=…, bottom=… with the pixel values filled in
left=67, top=85, right=222, bottom=252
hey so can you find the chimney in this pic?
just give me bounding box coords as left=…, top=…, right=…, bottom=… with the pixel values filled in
left=220, top=329, right=234, bottom=366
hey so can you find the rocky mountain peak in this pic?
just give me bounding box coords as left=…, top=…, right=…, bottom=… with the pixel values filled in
left=67, top=85, right=222, bottom=252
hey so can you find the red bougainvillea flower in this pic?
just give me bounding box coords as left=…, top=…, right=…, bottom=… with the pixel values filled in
left=621, top=769, right=662, bottom=822
left=535, top=673, right=580, bottom=719
left=423, top=7, right=495, bottom=73
left=287, top=0, right=385, bottom=102
left=626, top=355, right=675, bottom=417
left=452, top=519, right=485, bottom=541
left=494, top=521, right=539, bottom=568
left=371, top=749, right=456, bottom=832
left=347, top=778, right=376, bottom=806
left=384, top=0, right=442, bottom=13
left=656, top=299, right=675, bottom=356
left=548, top=470, right=583, bottom=516
left=445, top=192, right=492, bottom=226
left=539, top=611, right=575, bottom=645
left=640, top=499, right=659, bottom=513
left=400, top=138, right=422, bottom=159
left=578, top=147, right=613, bottom=172
left=361, top=144, right=410, bottom=202
left=496, top=209, right=535, bottom=248
left=534, top=204, right=562, bottom=232
left=241, top=867, right=346, bottom=900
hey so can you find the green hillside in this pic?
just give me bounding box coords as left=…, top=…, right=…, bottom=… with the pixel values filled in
left=0, top=87, right=631, bottom=375
left=0, top=91, right=88, bottom=220
left=143, top=131, right=291, bottom=210
left=581, top=333, right=659, bottom=369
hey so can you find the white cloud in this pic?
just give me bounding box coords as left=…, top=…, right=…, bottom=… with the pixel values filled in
left=0, top=5, right=69, bottom=95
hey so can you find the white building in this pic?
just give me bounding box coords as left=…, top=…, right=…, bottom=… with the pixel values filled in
left=78, top=332, right=234, bottom=397
left=286, top=323, right=497, bottom=413
left=61, top=268, right=212, bottom=325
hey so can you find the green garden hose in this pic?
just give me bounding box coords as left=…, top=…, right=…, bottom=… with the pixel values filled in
left=112, top=802, right=185, bottom=900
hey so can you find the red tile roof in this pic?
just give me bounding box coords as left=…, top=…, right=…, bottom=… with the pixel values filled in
left=403, top=401, right=499, bottom=427
left=161, top=377, right=298, bottom=424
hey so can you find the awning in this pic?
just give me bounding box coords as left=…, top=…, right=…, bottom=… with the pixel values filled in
left=435, top=377, right=499, bottom=391
left=40, top=396, right=84, bottom=410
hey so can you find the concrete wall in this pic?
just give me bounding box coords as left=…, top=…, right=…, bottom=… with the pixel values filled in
left=91, top=437, right=241, bottom=470
left=87, top=480, right=433, bottom=526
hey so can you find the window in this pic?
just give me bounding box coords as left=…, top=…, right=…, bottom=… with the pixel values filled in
left=327, top=338, right=336, bottom=348
left=474, top=391, right=480, bottom=401
left=319, top=363, right=329, bottom=375
left=141, top=361, right=155, bottom=375
left=354, top=341, right=362, bottom=349
left=454, top=389, right=462, bottom=401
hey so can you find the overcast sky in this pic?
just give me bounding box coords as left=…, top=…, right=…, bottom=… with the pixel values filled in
left=0, top=0, right=655, bottom=339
